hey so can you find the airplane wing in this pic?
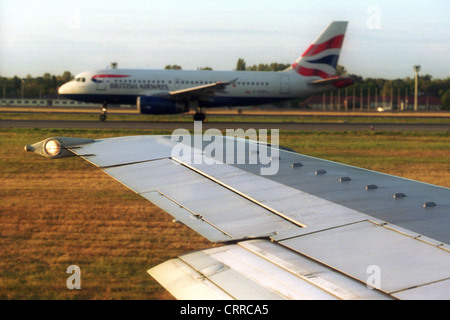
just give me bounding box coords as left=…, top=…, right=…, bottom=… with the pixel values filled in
left=158, top=79, right=238, bottom=101
left=25, top=135, right=450, bottom=300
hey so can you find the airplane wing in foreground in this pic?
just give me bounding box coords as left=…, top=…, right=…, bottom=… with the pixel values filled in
left=25, top=135, right=450, bottom=300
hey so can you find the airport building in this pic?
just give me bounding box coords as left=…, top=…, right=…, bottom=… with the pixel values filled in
left=303, top=94, right=442, bottom=111
left=0, top=94, right=442, bottom=112
left=0, top=99, right=114, bottom=108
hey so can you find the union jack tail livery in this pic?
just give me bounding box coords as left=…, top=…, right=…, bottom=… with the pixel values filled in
left=290, top=21, right=348, bottom=80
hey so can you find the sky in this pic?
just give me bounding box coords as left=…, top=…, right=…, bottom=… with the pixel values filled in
left=0, top=0, right=449, bottom=79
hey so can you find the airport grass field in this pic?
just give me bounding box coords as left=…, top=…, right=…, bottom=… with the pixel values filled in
left=1, top=124, right=449, bottom=299
left=1, top=108, right=450, bottom=124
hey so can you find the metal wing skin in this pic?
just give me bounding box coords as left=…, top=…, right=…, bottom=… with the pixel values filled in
left=26, top=135, right=450, bottom=300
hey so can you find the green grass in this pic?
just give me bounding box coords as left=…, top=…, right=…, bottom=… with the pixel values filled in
left=0, top=127, right=449, bottom=299
left=1, top=111, right=450, bottom=124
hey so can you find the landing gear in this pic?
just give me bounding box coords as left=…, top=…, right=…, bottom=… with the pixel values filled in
left=193, top=111, right=206, bottom=122
left=191, top=101, right=206, bottom=122
left=100, top=102, right=107, bottom=121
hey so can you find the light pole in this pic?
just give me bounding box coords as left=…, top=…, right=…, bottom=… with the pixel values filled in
left=414, top=65, right=420, bottom=111
left=21, top=78, right=26, bottom=99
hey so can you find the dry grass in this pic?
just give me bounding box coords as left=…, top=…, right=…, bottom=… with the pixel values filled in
left=0, top=128, right=449, bottom=299
left=0, top=129, right=213, bottom=299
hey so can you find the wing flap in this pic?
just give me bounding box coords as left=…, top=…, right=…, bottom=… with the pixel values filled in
left=393, top=279, right=450, bottom=300
left=149, top=240, right=392, bottom=300
left=148, top=258, right=234, bottom=300
left=280, top=220, right=450, bottom=298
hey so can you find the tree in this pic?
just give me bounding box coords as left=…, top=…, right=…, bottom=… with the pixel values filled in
left=244, top=62, right=290, bottom=72
left=236, top=58, right=246, bottom=71
left=61, top=71, right=73, bottom=83
left=441, top=89, right=450, bottom=110
left=165, top=65, right=182, bottom=70
left=197, top=66, right=213, bottom=71
left=336, top=65, right=347, bottom=76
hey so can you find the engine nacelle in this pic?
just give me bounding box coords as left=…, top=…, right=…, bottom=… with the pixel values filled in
left=137, top=96, right=188, bottom=115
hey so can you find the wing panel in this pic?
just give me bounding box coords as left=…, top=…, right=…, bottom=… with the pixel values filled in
left=149, top=240, right=392, bottom=300
left=234, top=146, right=450, bottom=244
left=185, top=159, right=370, bottom=236
left=280, top=220, right=450, bottom=296
left=238, top=240, right=390, bottom=300
left=143, top=191, right=232, bottom=242
left=148, top=258, right=234, bottom=300
left=392, top=279, right=450, bottom=300
left=74, top=135, right=175, bottom=167
left=104, top=158, right=299, bottom=241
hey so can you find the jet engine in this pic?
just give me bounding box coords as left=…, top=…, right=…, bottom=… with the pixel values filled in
left=137, top=97, right=188, bottom=115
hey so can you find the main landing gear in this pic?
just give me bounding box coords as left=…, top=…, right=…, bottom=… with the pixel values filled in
left=193, top=111, right=206, bottom=122
left=100, top=102, right=107, bottom=121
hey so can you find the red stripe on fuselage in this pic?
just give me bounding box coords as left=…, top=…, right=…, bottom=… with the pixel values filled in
left=92, top=74, right=130, bottom=79
left=301, top=34, right=344, bottom=57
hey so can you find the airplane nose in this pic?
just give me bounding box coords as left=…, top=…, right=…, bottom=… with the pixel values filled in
left=58, top=82, right=68, bottom=95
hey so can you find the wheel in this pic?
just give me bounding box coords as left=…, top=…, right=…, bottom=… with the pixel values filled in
left=193, top=112, right=206, bottom=122
left=100, top=114, right=107, bottom=121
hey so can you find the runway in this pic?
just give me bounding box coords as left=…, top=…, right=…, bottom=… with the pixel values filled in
left=1, top=119, right=449, bottom=132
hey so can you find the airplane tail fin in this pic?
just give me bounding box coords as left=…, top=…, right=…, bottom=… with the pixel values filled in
left=287, top=21, right=348, bottom=80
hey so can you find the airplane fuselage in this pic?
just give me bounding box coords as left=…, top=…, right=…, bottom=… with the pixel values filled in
left=60, top=68, right=323, bottom=107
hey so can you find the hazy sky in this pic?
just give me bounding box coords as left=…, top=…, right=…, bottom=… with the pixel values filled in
left=1, top=0, right=449, bottom=79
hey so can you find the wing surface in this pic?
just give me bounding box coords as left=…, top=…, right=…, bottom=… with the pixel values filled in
left=26, top=135, right=450, bottom=299
left=153, top=79, right=237, bottom=101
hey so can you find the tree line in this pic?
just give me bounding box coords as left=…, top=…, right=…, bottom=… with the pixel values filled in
left=2, top=59, right=449, bottom=109
left=1, top=71, right=73, bottom=100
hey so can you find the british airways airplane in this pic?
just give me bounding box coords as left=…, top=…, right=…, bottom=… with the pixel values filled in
left=58, top=21, right=353, bottom=121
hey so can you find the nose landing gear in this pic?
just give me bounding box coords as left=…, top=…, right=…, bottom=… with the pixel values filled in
left=100, top=102, right=107, bottom=121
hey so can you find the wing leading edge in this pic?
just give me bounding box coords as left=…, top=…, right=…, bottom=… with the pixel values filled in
left=148, top=79, right=238, bottom=103
left=25, top=135, right=450, bottom=299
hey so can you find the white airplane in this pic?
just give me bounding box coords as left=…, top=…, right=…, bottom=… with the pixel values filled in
left=58, top=21, right=353, bottom=121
